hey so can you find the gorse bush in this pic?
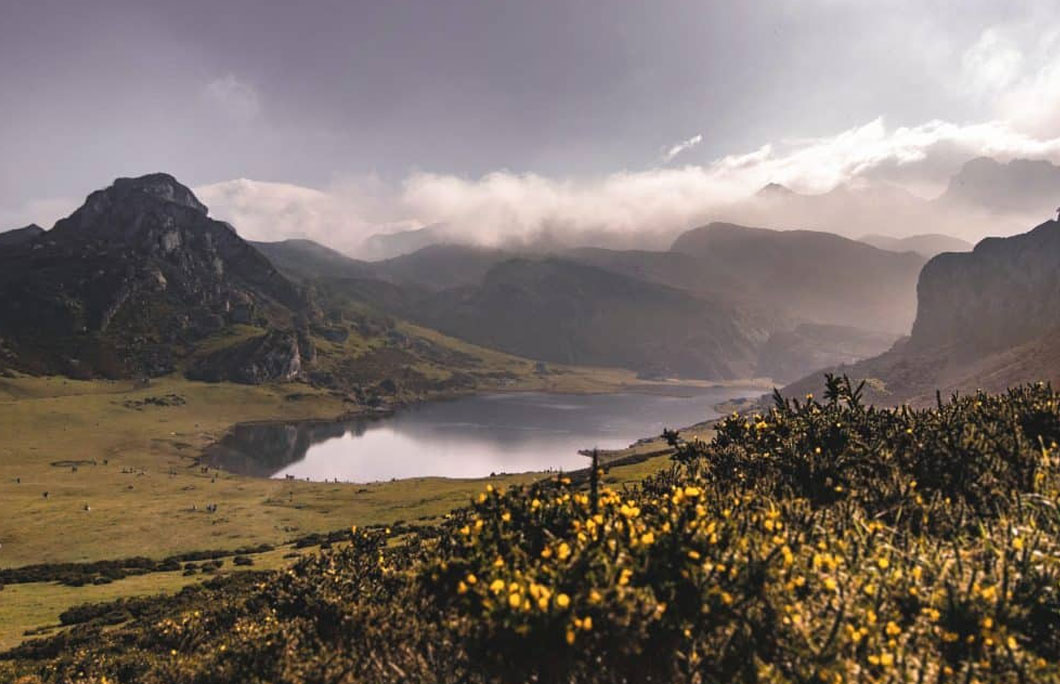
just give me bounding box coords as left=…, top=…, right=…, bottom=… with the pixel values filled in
left=5, top=378, right=1060, bottom=683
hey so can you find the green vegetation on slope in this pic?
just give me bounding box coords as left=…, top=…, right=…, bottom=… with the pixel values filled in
left=6, top=377, right=1060, bottom=683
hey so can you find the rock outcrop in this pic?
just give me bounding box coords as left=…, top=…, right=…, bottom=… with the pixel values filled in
left=187, top=330, right=311, bottom=384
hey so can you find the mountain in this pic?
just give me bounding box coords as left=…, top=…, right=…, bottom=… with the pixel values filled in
left=406, top=257, right=772, bottom=379
left=251, top=232, right=906, bottom=381
left=251, top=238, right=374, bottom=281
left=0, top=223, right=45, bottom=248
left=370, top=244, right=510, bottom=290
left=782, top=218, right=1060, bottom=404
left=669, top=222, right=925, bottom=333
left=910, top=219, right=1060, bottom=356
left=0, top=174, right=310, bottom=378
left=0, top=174, right=545, bottom=398
left=360, top=224, right=449, bottom=260
left=858, top=233, right=972, bottom=258
left=937, top=157, right=1060, bottom=215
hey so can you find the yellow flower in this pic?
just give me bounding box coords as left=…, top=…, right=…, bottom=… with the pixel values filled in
left=824, top=577, right=837, bottom=592
left=556, top=593, right=571, bottom=609
left=589, top=589, right=603, bottom=604
left=490, top=579, right=506, bottom=594
left=501, top=511, right=511, bottom=522
left=508, top=592, right=522, bottom=609
left=457, top=581, right=468, bottom=594
left=565, top=629, right=576, bottom=645
left=557, top=542, right=571, bottom=560
left=684, top=486, right=701, bottom=498
left=640, top=531, right=655, bottom=545
left=465, top=573, right=477, bottom=585
left=885, top=621, right=901, bottom=636
left=1013, top=536, right=1025, bottom=551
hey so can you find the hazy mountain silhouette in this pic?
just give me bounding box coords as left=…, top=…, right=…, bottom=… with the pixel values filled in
left=937, top=157, right=1060, bottom=215
left=858, top=233, right=972, bottom=258
left=669, top=222, right=925, bottom=334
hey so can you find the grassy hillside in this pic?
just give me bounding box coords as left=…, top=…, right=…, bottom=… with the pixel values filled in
left=670, top=222, right=925, bottom=334
left=6, top=376, right=1060, bottom=683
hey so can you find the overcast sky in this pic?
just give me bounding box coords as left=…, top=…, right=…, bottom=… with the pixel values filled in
left=3, top=0, right=1060, bottom=246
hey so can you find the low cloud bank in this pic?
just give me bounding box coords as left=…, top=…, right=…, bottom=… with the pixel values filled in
left=193, top=117, right=1060, bottom=257
left=5, top=118, right=1060, bottom=257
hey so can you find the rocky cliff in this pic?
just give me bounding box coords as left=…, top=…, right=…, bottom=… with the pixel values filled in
left=910, top=219, right=1060, bottom=356
left=782, top=219, right=1060, bottom=405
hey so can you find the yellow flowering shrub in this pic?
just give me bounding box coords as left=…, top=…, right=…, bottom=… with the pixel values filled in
left=5, top=377, right=1060, bottom=683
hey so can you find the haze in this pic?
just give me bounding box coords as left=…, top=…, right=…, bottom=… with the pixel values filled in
left=3, top=0, right=1060, bottom=254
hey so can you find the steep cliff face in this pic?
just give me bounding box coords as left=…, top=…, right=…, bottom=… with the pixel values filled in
left=0, top=173, right=312, bottom=379
left=910, top=220, right=1060, bottom=356
left=782, top=219, right=1060, bottom=406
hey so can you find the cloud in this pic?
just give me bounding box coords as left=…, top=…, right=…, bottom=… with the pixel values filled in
left=398, top=117, right=1060, bottom=247
left=194, top=176, right=416, bottom=254
left=662, top=134, right=703, bottom=162
left=204, top=74, right=261, bottom=121
left=961, top=19, right=1060, bottom=137
left=10, top=116, right=1060, bottom=254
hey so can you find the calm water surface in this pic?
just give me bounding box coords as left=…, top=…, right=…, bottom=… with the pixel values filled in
left=208, top=387, right=762, bottom=482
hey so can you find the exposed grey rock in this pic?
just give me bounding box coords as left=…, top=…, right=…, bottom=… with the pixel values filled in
left=911, top=219, right=1060, bottom=357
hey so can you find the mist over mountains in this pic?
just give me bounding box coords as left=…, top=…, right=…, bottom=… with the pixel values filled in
left=2, top=158, right=1058, bottom=390
left=185, top=152, right=1060, bottom=261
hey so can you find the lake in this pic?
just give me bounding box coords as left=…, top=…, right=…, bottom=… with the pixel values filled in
left=207, top=386, right=763, bottom=482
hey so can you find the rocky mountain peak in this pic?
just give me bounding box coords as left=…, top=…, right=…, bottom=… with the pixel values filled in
left=0, top=172, right=310, bottom=379
left=97, top=172, right=207, bottom=215
left=50, top=173, right=212, bottom=243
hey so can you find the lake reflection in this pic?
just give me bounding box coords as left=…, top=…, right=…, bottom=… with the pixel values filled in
left=207, top=388, right=762, bottom=482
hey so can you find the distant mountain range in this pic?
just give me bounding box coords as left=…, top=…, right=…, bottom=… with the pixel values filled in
left=937, top=157, right=1060, bottom=215
left=783, top=217, right=1060, bottom=404
left=857, top=233, right=972, bottom=258
left=7, top=160, right=1053, bottom=388
left=719, top=156, right=1060, bottom=246
left=252, top=221, right=918, bottom=381
left=0, top=175, right=556, bottom=400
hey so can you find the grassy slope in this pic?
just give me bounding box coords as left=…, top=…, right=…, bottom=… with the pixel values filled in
left=0, top=362, right=723, bottom=650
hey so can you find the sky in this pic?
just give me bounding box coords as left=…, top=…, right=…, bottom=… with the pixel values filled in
left=3, top=0, right=1060, bottom=251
